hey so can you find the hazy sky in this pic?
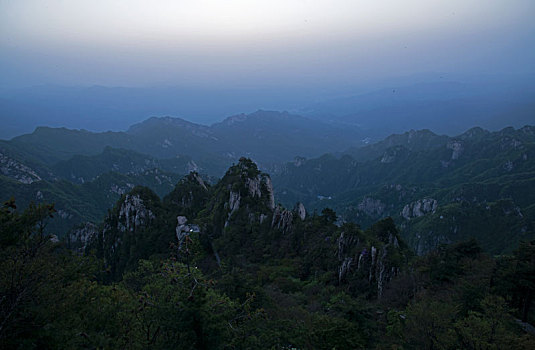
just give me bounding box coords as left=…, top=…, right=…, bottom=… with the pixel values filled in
left=1, top=0, right=534, bottom=88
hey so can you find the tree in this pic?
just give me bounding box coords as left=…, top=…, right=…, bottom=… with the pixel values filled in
left=320, top=208, right=337, bottom=224
left=514, top=240, right=535, bottom=322
left=122, top=259, right=256, bottom=349
left=0, top=200, right=58, bottom=346
left=455, top=295, right=516, bottom=350
left=403, top=298, right=458, bottom=350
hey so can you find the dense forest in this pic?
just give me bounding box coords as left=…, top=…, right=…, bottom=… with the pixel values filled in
left=1, top=158, right=534, bottom=349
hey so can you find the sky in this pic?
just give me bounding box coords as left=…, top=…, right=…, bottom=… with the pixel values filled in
left=1, top=0, right=535, bottom=89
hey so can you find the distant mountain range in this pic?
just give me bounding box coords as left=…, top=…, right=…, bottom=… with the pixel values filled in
left=300, top=78, right=535, bottom=137
left=0, top=111, right=364, bottom=234
left=1, top=111, right=366, bottom=176
left=272, top=125, right=535, bottom=254
left=2, top=74, right=534, bottom=140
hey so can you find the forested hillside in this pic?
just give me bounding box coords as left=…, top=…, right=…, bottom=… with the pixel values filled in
left=1, top=159, right=533, bottom=349
left=2, top=124, right=534, bottom=255
left=1, top=111, right=365, bottom=175
left=273, top=126, right=535, bottom=254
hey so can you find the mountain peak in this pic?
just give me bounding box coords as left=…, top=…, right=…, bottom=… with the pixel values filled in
left=379, top=128, right=446, bottom=150
left=458, top=126, right=489, bottom=139
left=222, top=113, right=247, bottom=126
left=220, top=157, right=275, bottom=213
left=219, top=110, right=293, bottom=126
left=226, top=157, right=262, bottom=179
left=127, top=116, right=204, bottom=134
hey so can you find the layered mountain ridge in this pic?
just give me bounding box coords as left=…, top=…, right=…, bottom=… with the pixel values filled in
left=1, top=110, right=365, bottom=175
left=273, top=125, right=535, bottom=254
left=1, top=119, right=534, bottom=256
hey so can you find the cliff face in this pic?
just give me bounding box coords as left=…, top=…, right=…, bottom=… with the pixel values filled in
left=203, top=158, right=277, bottom=234
left=83, top=186, right=163, bottom=279
left=336, top=218, right=408, bottom=298
left=175, top=215, right=200, bottom=252
left=401, top=198, right=437, bottom=220
left=271, top=205, right=294, bottom=232
left=68, top=222, right=99, bottom=254
left=0, top=150, right=42, bottom=184
left=117, top=194, right=156, bottom=233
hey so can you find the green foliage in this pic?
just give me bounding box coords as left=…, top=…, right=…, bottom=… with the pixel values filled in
left=454, top=295, right=517, bottom=350
left=121, top=259, right=243, bottom=349
left=274, top=125, right=535, bottom=255
left=0, top=167, right=183, bottom=238
left=493, top=240, right=535, bottom=323
left=2, top=156, right=535, bottom=349
left=320, top=207, right=337, bottom=224
left=51, top=146, right=192, bottom=184
left=0, top=200, right=260, bottom=349
left=162, top=172, right=210, bottom=218
left=403, top=298, right=459, bottom=349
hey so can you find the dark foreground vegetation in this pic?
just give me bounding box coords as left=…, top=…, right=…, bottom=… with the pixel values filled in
left=1, top=159, right=534, bottom=349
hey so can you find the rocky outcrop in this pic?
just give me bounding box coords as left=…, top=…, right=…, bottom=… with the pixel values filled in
left=271, top=205, right=293, bottom=233
left=447, top=140, right=464, bottom=160
left=187, top=160, right=199, bottom=173
left=500, top=136, right=523, bottom=151
left=110, top=183, right=135, bottom=195
left=337, top=231, right=359, bottom=283
left=358, top=197, right=385, bottom=217
left=295, top=202, right=306, bottom=221
left=271, top=203, right=306, bottom=232
left=191, top=172, right=207, bottom=190
left=503, top=160, right=514, bottom=172
left=68, top=222, right=99, bottom=254
left=413, top=232, right=451, bottom=256
left=336, top=220, right=403, bottom=299
left=117, top=194, right=155, bottom=233
left=380, top=146, right=407, bottom=163
left=338, top=257, right=353, bottom=284
left=401, top=198, right=437, bottom=220
left=225, top=190, right=241, bottom=227
left=375, top=233, right=400, bottom=298
left=244, top=173, right=275, bottom=210
left=293, top=156, right=306, bottom=167
left=337, top=231, right=359, bottom=261
left=222, top=159, right=276, bottom=228
left=81, top=187, right=163, bottom=280
left=175, top=216, right=200, bottom=251
left=246, top=176, right=262, bottom=198
left=56, top=209, right=73, bottom=220
left=0, top=151, right=42, bottom=184
left=263, top=176, right=275, bottom=210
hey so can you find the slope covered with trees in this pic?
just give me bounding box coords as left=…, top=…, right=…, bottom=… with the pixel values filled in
left=273, top=126, right=535, bottom=254
left=1, top=159, right=533, bottom=349
left=1, top=111, right=365, bottom=176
